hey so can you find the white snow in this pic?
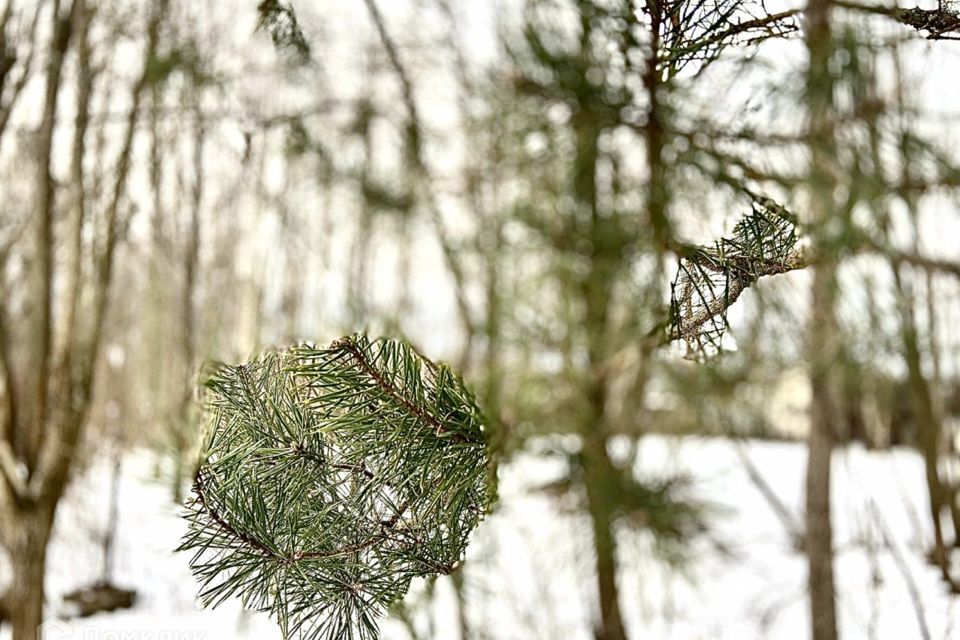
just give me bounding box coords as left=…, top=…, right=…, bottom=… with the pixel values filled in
left=3, top=437, right=953, bottom=640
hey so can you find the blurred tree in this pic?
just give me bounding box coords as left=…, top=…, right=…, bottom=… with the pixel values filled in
left=485, top=3, right=800, bottom=638
left=667, top=3, right=960, bottom=637
left=802, top=1, right=842, bottom=637
left=139, top=1, right=960, bottom=638
left=0, top=1, right=169, bottom=636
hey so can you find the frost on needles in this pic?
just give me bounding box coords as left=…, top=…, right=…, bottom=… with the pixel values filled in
left=177, top=334, right=492, bottom=640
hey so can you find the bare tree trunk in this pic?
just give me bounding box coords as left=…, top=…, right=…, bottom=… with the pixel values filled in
left=887, top=53, right=959, bottom=579
left=362, top=0, right=476, bottom=360
left=349, top=95, right=374, bottom=326
left=0, top=3, right=76, bottom=636
left=101, top=447, right=122, bottom=583
left=172, top=92, right=204, bottom=503
left=804, top=1, right=840, bottom=639
left=61, top=0, right=94, bottom=375
left=642, top=0, right=671, bottom=253
left=806, top=346, right=839, bottom=640
left=30, top=0, right=77, bottom=467
left=582, top=417, right=627, bottom=640
left=7, top=503, right=56, bottom=640
left=925, top=270, right=960, bottom=547
left=450, top=566, right=470, bottom=640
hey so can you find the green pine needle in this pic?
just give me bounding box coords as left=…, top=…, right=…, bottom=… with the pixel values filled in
left=178, top=334, right=492, bottom=640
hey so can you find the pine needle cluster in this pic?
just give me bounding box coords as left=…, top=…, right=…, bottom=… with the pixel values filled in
left=670, top=196, right=803, bottom=351
left=178, top=335, right=491, bottom=640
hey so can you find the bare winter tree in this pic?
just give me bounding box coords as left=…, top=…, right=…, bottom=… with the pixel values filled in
left=0, top=1, right=169, bottom=635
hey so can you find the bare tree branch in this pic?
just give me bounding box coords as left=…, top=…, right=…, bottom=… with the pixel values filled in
left=30, top=0, right=78, bottom=470
left=663, top=8, right=801, bottom=69
left=362, top=0, right=477, bottom=366
left=57, top=0, right=94, bottom=384
left=0, top=438, right=27, bottom=500
left=0, top=306, right=24, bottom=500
left=735, top=442, right=803, bottom=543
left=30, top=0, right=170, bottom=502
left=867, top=500, right=932, bottom=640
left=0, top=0, right=45, bottom=145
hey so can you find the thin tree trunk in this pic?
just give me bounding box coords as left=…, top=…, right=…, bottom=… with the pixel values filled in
left=60, top=0, right=93, bottom=379
left=8, top=504, right=56, bottom=640
left=362, top=0, right=476, bottom=356
left=892, top=266, right=958, bottom=590
left=806, top=347, right=839, bottom=640
left=573, top=93, right=628, bottom=639
left=173, top=93, right=204, bottom=503
left=30, top=0, right=76, bottom=468
left=925, top=270, right=960, bottom=547
left=642, top=0, right=671, bottom=252
left=582, top=418, right=627, bottom=640
left=888, top=51, right=959, bottom=572
left=804, top=1, right=840, bottom=639
left=349, top=96, right=374, bottom=326
left=451, top=566, right=470, bottom=640
left=1, top=3, right=76, bottom=635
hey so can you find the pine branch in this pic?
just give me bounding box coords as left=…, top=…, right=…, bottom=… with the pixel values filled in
left=833, top=1, right=960, bottom=40
left=178, top=335, right=490, bottom=640
left=257, top=0, right=310, bottom=60
left=332, top=337, right=472, bottom=442
left=667, top=195, right=960, bottom=353
left=669, top=195, right=805, bottom=351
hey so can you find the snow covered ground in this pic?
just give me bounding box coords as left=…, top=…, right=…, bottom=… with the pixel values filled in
left=3, top=436, right=953, bottom=640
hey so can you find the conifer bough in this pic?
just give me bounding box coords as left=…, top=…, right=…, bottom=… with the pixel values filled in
left=178, top=335, right=491, bottom=640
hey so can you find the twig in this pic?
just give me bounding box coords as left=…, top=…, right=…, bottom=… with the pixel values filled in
left=867, top=499, right=932, bottom=640
left=334, top=337, right=478, bottom=443
left=361, top=0, right=476, bottom=359
left=734, top=442, right=803, bottom=543
left=670, top=9, right=800, bottom=55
